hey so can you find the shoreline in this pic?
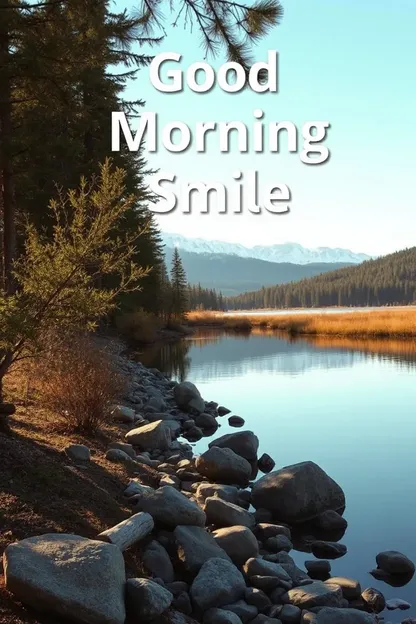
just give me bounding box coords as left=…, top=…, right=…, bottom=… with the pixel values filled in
left=1, top=337, right=415, bottom=623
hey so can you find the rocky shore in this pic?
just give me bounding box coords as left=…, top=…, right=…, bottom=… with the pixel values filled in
left=2, top=348, right=415, bottom=624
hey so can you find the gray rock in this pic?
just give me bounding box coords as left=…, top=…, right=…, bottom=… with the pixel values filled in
left=3, top=534, right=125, bottom=624
left=195, top=413, right=218, bottom=430
left=209, top=431, right=259, bottom=461
left=107, top=441, right=136, bottom=459
left=376, top=551, right=415, bottom=576
left=255, top=524, right=292, bottom=541
left=143, top=540, right=175, bottom=583
left=304, top=561, right=331, bottom=578
left=213, top=525, right=259, bottom=565
left=245, top=588, right=272, bottom=611
left=313, top=510, right=347, bottom=532
left=228, top=416, right=245, bottom=427
left=136, top=486, right=206, bottom=527
left=126, top=577, right=173, bottom=619
left=184, top=426, right=204, bottom=442
left=311, top=541, right=347, bottom=560
left=278, top=604, right=301, bottom=623
left=244, top=558, right=291, bottom=582
left=265, top=535, right=293, bottom=553
left=174, top=382, right=205, bottom=414
left=65, top=444, right=90, bottom=462
left=190, top=558, right=246, bottom=612
left=205, top=497, right=255, bottom=529
left=361, top=587, right=386, bottom=613
left=285, top=582, right=343, bottom=609
left=258, top=454, right=276, bottom=474
left=126, top=420, right=172, bottom=450
left=386, top=598, right=411, bottom=610
left=324, top=577, right=360, bottom=600
left=196, top=447, right=252, bottom=486
left=173, top=591, right=193, bottom=615
left=160, top=474, right=181, bottom=489
left=250, top=576, right=283, bottom=592
left=315, top=608, right=375, bottom=623
left=204, top=608, right=244, bottom=624
left=222, top=600, right=258, bottom=623
left=196, top=483, right=240, bottom=504
left=110, top=404, right=136, bottom=423
left=252, top=462, right=345, bottom=524
left=174, top=525, right=231, bottom=575
left=218, top=406, right=231, bottom=416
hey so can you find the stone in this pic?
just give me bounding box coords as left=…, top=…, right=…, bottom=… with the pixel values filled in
left=195, top=413, right=218, bottom=430
left=244, top=558, right=291, bottom=583
left=213, top=525, right=259, bottom=565
left=160, top=474, right=181, bottom=489
left=196, top=447, right=252, bottom=486
left=250, top=576, right=282, bottom=592
left=265, top=536, right=293, bottom=553
left=244, top=588, right=272, bottom=611
left=310, top=541, right=347, bottom=559
left=252, top=462, right=345, bottom=524
left=205, top=497, right=255, bottom=529
left=209, top=431, right=259, bottom=461
left=304, top=561, right=331, bottom=578
left=126, top=420, right=171, bottom=450
left=324, top=577, right=361, bottom=600
left=196, top=483, right=240, bottom=504
left=185, top=427, right=204, bottom=442
left=136, top=486, right=206, bottom=527
left=361, top=587, right=386, bottom=613
left=250, top=616, right=282, bottom=624
left=228, top=416, right=245, bottom=427
left=218, top=406, right=231, bottom=416
left=126, top=577, right=173, bottom=619
left=285, top=582, right=343, bottom=609
left=143, top=540, right=175, bottom=583
left=313, top=510, right=347, bottom=532
left=190, top=558, right=246, bottom=612
left=386, top=598, right=411, bottom=610
left=110, top=405, right=136, bottom=423
left=3, top=534, right=125, bottom=624
left=278, top=604, right=301, bottom=623
left=222, top=600, right=258, bottom=623
left=376, top=551, right=415, bottom=576
left=255, top=524, right=292, bottom=541
left=174, top=525, right=231, bottom=575
left=316, top=608, right=375, bottom=623
left=65, top=444, right=90, bottom=462
left=174, top=382, right=205, bottom=414
left=108, top=441, right=136, bottom=459
left=258, top=453, right=276, bottom=474
left=173, top=591, right=193, bottom=615
left=204, top=608, right=244, bottom=624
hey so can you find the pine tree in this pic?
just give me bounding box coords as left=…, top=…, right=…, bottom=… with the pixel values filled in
left=170, top=248, right=188, bottom=319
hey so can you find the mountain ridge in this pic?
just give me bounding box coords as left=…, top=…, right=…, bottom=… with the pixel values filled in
left=162, top=232, right=371, bottom=266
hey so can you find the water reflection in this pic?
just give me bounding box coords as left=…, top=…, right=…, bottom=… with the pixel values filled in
left=137, top=329, right=416, bottom=380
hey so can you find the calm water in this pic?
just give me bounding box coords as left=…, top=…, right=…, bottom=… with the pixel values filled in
left=138, top=330, right=416, bottom=617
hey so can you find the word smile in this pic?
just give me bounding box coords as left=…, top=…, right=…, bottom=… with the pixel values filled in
left=149, top=170, right=290, bottom=215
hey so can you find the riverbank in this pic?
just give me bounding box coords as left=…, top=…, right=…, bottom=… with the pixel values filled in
left=187, top=309, right=416, bottom=338
left=1, top=336, right=414, bottom=624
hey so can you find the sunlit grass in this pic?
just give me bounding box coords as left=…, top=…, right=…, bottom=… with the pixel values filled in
left=186, top=309, right=416, bottom=338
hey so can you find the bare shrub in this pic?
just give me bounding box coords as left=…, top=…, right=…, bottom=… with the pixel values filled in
left=36, top=334, right=125, bottom=434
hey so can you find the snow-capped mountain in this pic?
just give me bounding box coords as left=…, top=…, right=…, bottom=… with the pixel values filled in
left=162, top=233, right=370, bottom=265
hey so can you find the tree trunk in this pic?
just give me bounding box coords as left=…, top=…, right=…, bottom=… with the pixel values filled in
left=96, top=512, right=154, bottom=551
left=0, top=0, right=16, bottom=295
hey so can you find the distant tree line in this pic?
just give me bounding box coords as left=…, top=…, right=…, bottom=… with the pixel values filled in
left=227, top=248, right=416, bottom=309
left=188, top=284, right=226, bottom=311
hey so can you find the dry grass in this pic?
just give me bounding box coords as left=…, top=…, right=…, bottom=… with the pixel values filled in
left=187, top=308, right=416, bottom=338
left=35, top=335, right=126, bottom=434
left=115, top=310, right=163, bottom=344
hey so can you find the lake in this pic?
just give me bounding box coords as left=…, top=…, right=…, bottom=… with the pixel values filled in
left=138, top=329, right=416, bottom=618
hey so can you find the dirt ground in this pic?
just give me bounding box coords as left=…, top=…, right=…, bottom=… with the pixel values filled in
left=0, top=370, right=157, bottom=623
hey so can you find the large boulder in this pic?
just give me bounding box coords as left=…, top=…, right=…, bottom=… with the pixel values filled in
left=136, top=486, right=206, bottom=528
left=285, top=581, right=343, bottom=609
left=126, top=578, right=173, bottom=620
left=190, top=558, right=246, bottom=612
left=126, top=420, right=171, bottom=450
left=196, top=447, right=252, bottom=486
left=213, top=526, right=259, bottom=565
left=251, top=462, right=345, bottom=524
left=243, top=557, right=291, bottom=582
left=209, top=431, right=259, bottom=461
left=3, top=534, right=126, bottom=624
left=174, top=382, right=205, bottom=414
left=143, top=540, right=175, bottom=583
left=174, top=525, right=231, bottom=575
left=196, top=483, right=240, bottom=504
left=376, top=551, right=415, bottom=576
left=204, top=497, right=255, bottom=530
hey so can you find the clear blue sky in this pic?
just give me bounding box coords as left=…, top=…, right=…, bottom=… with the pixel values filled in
left=116, top=0, right=416, bottom=256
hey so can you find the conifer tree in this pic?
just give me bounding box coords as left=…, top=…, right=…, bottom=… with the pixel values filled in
left=170, top=248, right=188, bottom=319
